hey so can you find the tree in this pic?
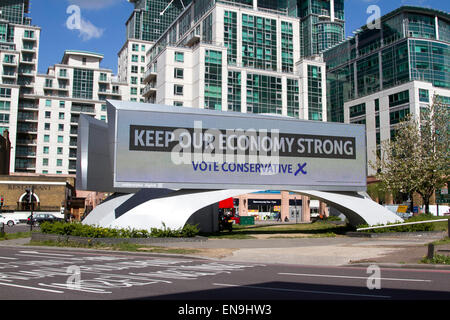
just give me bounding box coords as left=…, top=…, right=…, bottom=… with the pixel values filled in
left=370, top=96, right=449, bottom=213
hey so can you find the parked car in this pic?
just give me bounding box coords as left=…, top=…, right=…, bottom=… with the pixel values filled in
left=0, top=214, right=21, bottom=227
left=27, top=213, right=63, bottom=226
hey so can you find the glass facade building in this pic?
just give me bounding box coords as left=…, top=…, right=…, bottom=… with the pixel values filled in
left=126, top=0, right=192, bottom=42
left=324, top=6, right=450, bottom=123
left=144, top=0, right=327, bottom=120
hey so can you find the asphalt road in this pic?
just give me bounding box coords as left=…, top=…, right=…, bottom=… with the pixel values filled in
left=0, top=246, right=448, bottom=303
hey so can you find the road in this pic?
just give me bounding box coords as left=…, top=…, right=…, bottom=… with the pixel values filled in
left=0, top=246, right=448, bottom=302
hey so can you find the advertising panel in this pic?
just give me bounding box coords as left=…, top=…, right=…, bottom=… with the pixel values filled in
left=111, top=102, right=367, bottom=191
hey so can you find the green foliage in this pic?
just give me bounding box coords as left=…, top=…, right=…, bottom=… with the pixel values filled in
left=357, top=214, right=447, bottom=233
left=39, top=221, right=199, bottom=238
left=421, top=254, right=450, bottom=265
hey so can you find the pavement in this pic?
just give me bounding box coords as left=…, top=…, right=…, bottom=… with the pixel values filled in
left=1, top=229, right=448, bottom=268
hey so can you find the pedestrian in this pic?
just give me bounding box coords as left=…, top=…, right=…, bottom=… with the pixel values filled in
left=277, top=212, right=281, bottom=222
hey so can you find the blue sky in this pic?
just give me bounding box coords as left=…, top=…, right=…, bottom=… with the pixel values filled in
left=31, top=0, right=450, bottom=75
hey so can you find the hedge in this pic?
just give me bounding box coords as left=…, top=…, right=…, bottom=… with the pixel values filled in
left=39, top=221, right=199, bottom=238
left=357, top=214, right=447, bottom=233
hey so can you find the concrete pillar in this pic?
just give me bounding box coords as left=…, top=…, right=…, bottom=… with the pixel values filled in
left=301, top=195, right=310, bottom=222
left=281, top=191, right=289, bottom=221
left=239, top=196, right=248, bottom=216
left=319, top=201, right=329, bottom=218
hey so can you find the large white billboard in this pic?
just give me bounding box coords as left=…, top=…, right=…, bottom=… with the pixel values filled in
left=105, top=101, right=367, bottom=191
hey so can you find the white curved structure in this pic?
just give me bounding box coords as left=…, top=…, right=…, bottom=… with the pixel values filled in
left=83, top=189, right=403, bottom=230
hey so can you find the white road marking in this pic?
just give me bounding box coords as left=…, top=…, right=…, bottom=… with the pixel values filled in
left=0, top=256, right=17, bottom=260
left=213, top=283, right=391, bottom=299
left=278, top=272, right=432, bottom=283
left=18, top=251, right=73, bottom=257
left=0, top=282, right=64, bottom=293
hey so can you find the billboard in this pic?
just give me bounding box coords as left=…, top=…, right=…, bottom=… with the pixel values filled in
left=104, top=101, right=367, bottom=191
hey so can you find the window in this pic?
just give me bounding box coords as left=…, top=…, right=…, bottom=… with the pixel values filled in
left=82, top=57, right=87, bottom=65
left=57, top=136, right=64, bottom=143
left=57, top=147, right=63, bottom=155
left=24, top=30, right=34, bottom=38
left=44, top=135, right=50, bottom=142
left=0, top=114, right=9, bottom=124
left=174, top=85, right=183, bottom=96
left=42, top=170, right=48, bottom=174
left=59, top=69, right=67, bottom=77
left=59, top=112, right=65, bottom=120
left=101, top=104, right=107, bottom=111
left=45, top=100, right=51, bottom=107
left=174, top=101, right=183, bottom=106
left=101, top=115, right=106, bottom=121
left=45, top=111, right=51, bottom=119
left=174, top=68, right=184, bottom=79
left=131, top=87, right=137, bottom=95
left=132, top=55, right=138, bottom=62
left=59, top=101, right=65, bottom=108
left=44, top=123, right=50, bottom=130
left=132, top=44, right=139, bottom=51
left=141, top=45, right=146, bottom=52
left=43, top=146, right=49, bottom=154
left=45, top=79, right=53, bottom=88
left=419, top=89, right=429, bottom=102
left=0, top=101, right=10, bottom=110
left=58, top=124, right=64, bottom=131
left=43, top=158, right=48, bottom=166
left=131, top=66, right=138, bottom=74
left=0, top=88, right=11, bottom=98
left=175, top=52, right=184, bottom=62
left=141, top=56, right=145, bottom=63
left=57, top=159, right=63, bottom=167
left=131, top=76, right=137, bottom=85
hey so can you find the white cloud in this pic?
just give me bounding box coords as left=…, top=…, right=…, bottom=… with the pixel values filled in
left=78, top=17, right=104, bottom=41
left=67, top=0, right=122, bottom=10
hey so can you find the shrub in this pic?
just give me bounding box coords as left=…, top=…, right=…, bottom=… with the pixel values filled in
left=39, top=221, right=199, bottom=238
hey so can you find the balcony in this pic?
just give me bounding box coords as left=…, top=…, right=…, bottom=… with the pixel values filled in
left=98, top=76, right=109, bottom=83
left=15, top=151, right=36, bottom=158
left=20, top=57, right=35, bottom=65
left=18, top=103, right=38, bottom=110
left=70, top=116, right=80, bottom=124
left=18, top=114, right=38, bottom=122
left=17, top=124, right=38, bottom=133
left=3, top=59, right=17, bottom=66
left=142, top=82, right=157, bottom=97
left=185, top=30, right=201, bottom=47
left=16, top=139, right=37, bottom=145
left=2, top=71, right=16, bottom=78
left=18, top=68, right=34, bottom=76
left=21, top=45, right=36, bottom=53
left=144, top=67, right=157, bottom=82
left=71, top=105, right=95, bottom=113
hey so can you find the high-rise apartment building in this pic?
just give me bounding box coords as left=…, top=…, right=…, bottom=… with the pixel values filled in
left=143, top=0, right=327, bottom=121
left=293, top=0, right=345, bottom=57
left=0, top=0, right=41, bottom=173
left=118, top=0, right=193, bottom=102
left=23, top=50, right=129, bottom=175
left=323, top=6, right=450, bottom=175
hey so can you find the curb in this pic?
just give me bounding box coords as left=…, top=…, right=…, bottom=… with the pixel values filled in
left=346, top=231, right=446, bottom=238
left=346, top=262, right=450, bottom=270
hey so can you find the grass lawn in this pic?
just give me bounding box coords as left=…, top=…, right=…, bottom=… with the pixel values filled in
left=0, top=231, right=32, bottom=241
left=28, top=240, right=201, bottom=255
left=203, top=221, right=352, bottom=239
